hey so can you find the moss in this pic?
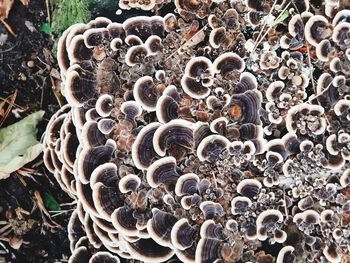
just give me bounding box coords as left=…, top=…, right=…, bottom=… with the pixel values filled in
left=51, top=0, right=91, bottom=36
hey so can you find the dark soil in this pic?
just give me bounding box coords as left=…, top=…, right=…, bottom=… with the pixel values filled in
left=0, top=1, right=71, bottom=262
left=0, top=1, right=61, bottom=116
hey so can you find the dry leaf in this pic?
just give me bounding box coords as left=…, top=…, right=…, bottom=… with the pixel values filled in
left=0, top=0, right=14, bottom=20
left=19, top=0, right=29, bottom=5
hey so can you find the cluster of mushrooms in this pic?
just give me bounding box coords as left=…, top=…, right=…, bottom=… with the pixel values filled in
left=42, top=0, right=350, bottom=262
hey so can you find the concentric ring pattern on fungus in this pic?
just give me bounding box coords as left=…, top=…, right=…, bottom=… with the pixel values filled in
left=43, top=1, right=350, bottom=262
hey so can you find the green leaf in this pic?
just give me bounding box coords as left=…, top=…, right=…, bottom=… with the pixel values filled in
left=43, top=192, right=61, bottom=211
left=0, top=111, right=45, bottom=179
left=273, top=10, right=290, bottom=26
left=40, top=23, right=52, bottom=34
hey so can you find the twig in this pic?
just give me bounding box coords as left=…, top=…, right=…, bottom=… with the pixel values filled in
left=0, top=225, right=11, bottom=236
left=252, top=2, right=291, bottom=54
left=33, top=191, right=61, bottom=228
left=50, top=209, right=75, bottom=218
left=0, top=44, right=17, bottom=54
left=283, top=187, right=289, bottom=222
left=290, top=1, right=330, bottom=125
left=0, top=90, right=18, bottom=128
left=40, top=77, right=47, bottom=108
left=211, top=171, right=218, bottom=188
left=165, top=24, right=208, bottom=62
left=59, top=201, right=78, bottom=207
left=305, top=80, right=332, bottom=104
left=252, top=0, right=279, bottom=51
left=290, top=1, right=316, bottom=94
left=0, top=20, right=16, bottom=37
left=45, top=0, right=51, bottom=23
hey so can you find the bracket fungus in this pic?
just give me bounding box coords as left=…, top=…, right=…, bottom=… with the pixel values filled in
left=43, top=1, right=350, bottom=262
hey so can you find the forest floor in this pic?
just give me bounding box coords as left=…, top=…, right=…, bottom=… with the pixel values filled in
left=0, top=1, right=71, bottom=262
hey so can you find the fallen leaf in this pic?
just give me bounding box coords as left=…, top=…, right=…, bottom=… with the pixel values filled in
left=0, top=111, right=45, bottom=179
left=9, top=235, right=23, bottom=250
left=43, top=192, right=61, bottom=211
left=0, top=0, right=14, bottom=20
left=19, top=0, right=29, bottom=5
left=273, top=10, right=289, bottom=26
left=40, top=22, right=51, bottom=34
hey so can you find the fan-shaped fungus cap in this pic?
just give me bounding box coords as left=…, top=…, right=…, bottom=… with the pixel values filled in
left=199, top=201, right=224, bottom=219
left=181, top=57, right=214, bottom=99
left=239, top=123, right=263, bottom=140
left=195, top=238, right=222, bottom=263
left=323, top=244, right=341, bottom=263
left=133, top=76, right=158, bottom=111
left=213, top=52, right=245, bottom=76
left=119, top=174, right=141, bottom=193
left=110, top=38, right=123, bottom=51
left=229, top=90, right=262, bottom=124
left=123, top=238, right=174, bottom=262
left=332, top=9, right=350, bottom=26
left=286, top=104, right=326, bottom=135
left=266, top=81, right=285, bottom=102
left=97, top=119, right=116, bottom=135
left=209, top=117, right=228, bottom=135
left=111, top=206, right=138, bottom=236
left=297, top=196, right=314, bottom=211
left=334, top=99, right=350, bottom=116
left=176, top=244, right=197, bottom=263
left=83, top=28, right=110, bottom=49
left=235, top=72, right=258, bottom=93
left=293, top=210, right=320, bottom=226
left=231, top=196, right=252, bottom=215
left=121, top=101, right=142, bottom=124
left=77, top=140, right=116, bottom=184
left=69, top=247, right=90, bottom=263
left=200, top=220, right=223, bottom=240
left=68, top=35, right=93, bottom=64
left=156, top=86, right=180, bottom=123
left=340, top=169, right=350, bottom=187
left=153, top=119, right=194, bottom=158
left=57, top=27, right=75, bottom=80
left=125, top=35, right=143, bottom=46
left=125, top=45, right=149, bottom=67
left=197, top=135, right=230, bottom=162
left=276, top=246, right=295, bottom=263
left=175, top=173, right=200, bottom=196
left=146, top=156, right=179, bottom=189
left=92, top=182, right=123, bottom=220
left=145, top=35, right=163, bottom=54
left=209, top=27, right=226, bottom=49
left=171, top=218, right=197, bottom=250
left=95, top=94, right=114, bottom=117
left=89, top=252, right=120, bottom=263
left=332, top=22, right=350, bottom=49
left=316, top=39, right=335, bottom=62
left=132, top=122, right=161, bottom=170
left=164, top=14, right=177, bottom=32
left=88, top=17, right=112, bottom=28
left=305, top=15, right=332, bottom=46
left=81, top=121, right=107, bottom=148
left=89, top=163, right=118, bottom=188
left=256, top=209, right=284, bottom=241
left=237, top=179, right=262, bottom=199
left=147, top=208, right=177, bottom=248
left=107, top=22, right=124, bottom=38
left=64, top=66, right=97, bottom=107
